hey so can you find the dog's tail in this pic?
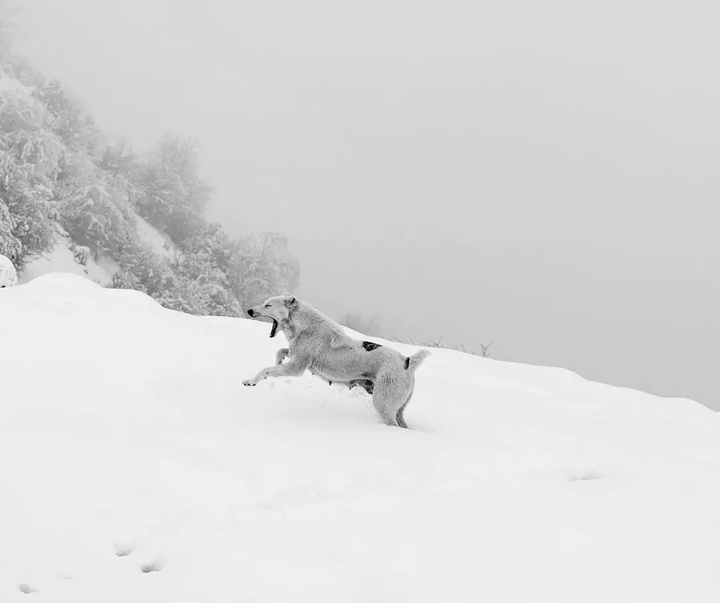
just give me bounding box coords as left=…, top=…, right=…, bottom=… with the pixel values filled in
left=405, top=349, right=430, bottom=372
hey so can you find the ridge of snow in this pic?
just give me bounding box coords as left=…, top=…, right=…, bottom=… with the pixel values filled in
left=1, top=273, right=719, bottom=602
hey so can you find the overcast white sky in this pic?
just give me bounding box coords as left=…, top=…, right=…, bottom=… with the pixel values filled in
left=15, top=0, right=720, bottom=408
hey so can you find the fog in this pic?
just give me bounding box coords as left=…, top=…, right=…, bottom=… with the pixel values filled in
left=17, top=0, right=719, bottom=408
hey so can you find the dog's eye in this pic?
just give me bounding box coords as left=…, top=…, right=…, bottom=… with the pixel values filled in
left=264, top=304, right=271, bottom=308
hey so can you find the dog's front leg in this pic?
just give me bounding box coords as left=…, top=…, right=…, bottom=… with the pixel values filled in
left=243, top=358, right=308, bottom=387
left=275, top=348, right=290, bottom=365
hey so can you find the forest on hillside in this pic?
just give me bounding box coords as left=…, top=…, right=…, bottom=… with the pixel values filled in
left=0, top=10, right=299, bottom=316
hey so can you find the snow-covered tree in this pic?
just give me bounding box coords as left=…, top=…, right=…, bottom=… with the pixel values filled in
left=55, top=154, right=138, bottom=257
left=228, top=232, right=301, bottom=310
left=36, top=80, right=101, bottom=154
left=135, top=136, right=211, bottom=245
left=0, top=84, right=61, bottom=268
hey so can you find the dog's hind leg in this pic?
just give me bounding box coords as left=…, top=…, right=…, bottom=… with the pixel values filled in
left=371, top=376, right=402, bottom=427
left=395, top=388, right=414, bottom=429
left=376, top=406, right=399, bottom=427
left=396, top=410, right=407, bottom=429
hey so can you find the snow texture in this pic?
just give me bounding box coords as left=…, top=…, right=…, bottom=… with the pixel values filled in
left=1, top=273, right=719, bottom=602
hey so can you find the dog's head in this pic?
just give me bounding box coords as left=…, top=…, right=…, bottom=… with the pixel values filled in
left=246, top=294, right=298, bottom=338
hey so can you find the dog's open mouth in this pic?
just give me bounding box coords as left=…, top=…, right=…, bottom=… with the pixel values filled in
left=269, top=318, right=278, bottom=338
left=250, top=313, right=279, bottom=338
left=248, top=308, right=280, bottom=337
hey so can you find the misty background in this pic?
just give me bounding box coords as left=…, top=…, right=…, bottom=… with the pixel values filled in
left=13, top=0, right=719, bottom=408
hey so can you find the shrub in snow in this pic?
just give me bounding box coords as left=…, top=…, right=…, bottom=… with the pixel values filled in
left=69, top=242, right=91, bottom=266
left=0, top=254, right=18, bottom=287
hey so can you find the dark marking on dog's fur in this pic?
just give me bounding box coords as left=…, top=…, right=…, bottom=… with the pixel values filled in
left=348, top=379, right=374, bottom=395
left=362, top=341, right=381, bottom=352
left=404, top=357, right=410, bottom=369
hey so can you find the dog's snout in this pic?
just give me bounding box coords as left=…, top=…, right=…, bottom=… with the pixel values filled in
left=247, top=309, right=255, bottom=317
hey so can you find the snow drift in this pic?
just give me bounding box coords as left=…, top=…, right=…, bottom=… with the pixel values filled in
left=1, top=274, right=719, bottom=602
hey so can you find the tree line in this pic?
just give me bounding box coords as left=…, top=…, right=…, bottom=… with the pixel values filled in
left=0, top=28, right=299, bottom=316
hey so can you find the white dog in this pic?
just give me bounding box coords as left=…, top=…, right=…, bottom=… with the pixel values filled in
left=244, top=294, right=429, bottom=428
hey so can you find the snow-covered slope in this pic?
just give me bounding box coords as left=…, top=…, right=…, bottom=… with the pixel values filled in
left=1, top=274, right=719, bottom=602
left=18, top=214, right=172, bottom=288
left=18, top=236, right=116, bottom=286
left=133, top=215, right=175, bottom=258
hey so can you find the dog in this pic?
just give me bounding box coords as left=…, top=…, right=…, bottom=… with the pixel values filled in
left=243, top=294, right=430, bottom=428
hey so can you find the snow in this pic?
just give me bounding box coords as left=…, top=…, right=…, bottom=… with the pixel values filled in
left=17, top=214, right=173, bottom=289
left=134, top=214, right=174, bottom=258
left=1, top=273, right=720, bottom=602
left=18, top=236, right=114, bottom=286
left=0, top=71, right=35, bottom=97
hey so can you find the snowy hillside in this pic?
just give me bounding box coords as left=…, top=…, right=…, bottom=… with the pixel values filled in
left=2, top=274, right=719, bottom=602
left=133, top=214, right=175, bottom=258
left=18, top=217, right=172, bottom=287
left=17, top=235, right=116, bottom=286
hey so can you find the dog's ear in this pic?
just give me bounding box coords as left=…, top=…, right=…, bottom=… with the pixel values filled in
left=283, top=294, right=297, bottom=308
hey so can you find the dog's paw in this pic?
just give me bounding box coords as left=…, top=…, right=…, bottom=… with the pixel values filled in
left=242, top=380, right=256, bottom=387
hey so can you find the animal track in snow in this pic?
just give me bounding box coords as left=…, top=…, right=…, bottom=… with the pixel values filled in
left=114, top=541, right=135, bottom=557
left=140, top=558, right=164, bottom=573
left=568, top=470, right=603, bottom=482
left=18, top=583, right=36, bottom=594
